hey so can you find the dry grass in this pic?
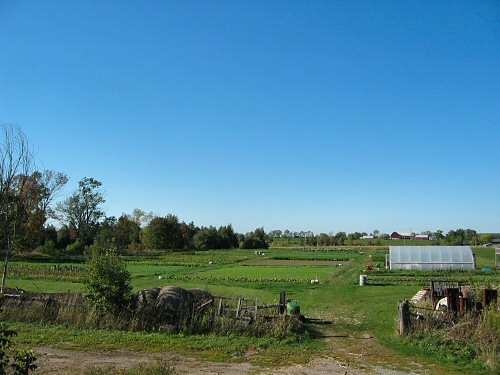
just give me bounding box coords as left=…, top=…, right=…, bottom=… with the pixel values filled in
left=0, top=294, right=304, bottom=339
left=409, top=301, right=499, bottom=372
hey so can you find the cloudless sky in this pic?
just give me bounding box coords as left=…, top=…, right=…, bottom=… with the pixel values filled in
left=1, top=1, right=499, bottom=234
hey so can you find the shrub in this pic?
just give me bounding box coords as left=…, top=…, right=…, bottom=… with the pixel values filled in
left=67, top=240, right=85, bottom=254
left=0, top=303, right=37, bottom=375
left=36, top=240, right=56, bottom=255
left=83, top=246, right=132, bottom=312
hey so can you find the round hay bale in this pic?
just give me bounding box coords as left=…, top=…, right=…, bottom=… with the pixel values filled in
left=188, top=288, right=212, bottom=304
left=156, top=286, right=194, bottom=322
left=132, top=287, right=161, bottom=313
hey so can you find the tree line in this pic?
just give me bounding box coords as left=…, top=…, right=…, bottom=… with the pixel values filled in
left=1, top=125, right=497, bottom=263
left=269, top=229, right=496, bottom=246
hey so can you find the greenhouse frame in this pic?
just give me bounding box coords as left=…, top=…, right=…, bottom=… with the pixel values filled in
left=389, top=246, right=475, bottom=271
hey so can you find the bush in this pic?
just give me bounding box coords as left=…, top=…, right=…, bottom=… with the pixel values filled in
left=83, top=246, right=132, bottom=312
left=0, top=301, right=37, bottom=375
left=67, top=240, right=85, bottom=254
left=36, top=240, right=56, bottom=255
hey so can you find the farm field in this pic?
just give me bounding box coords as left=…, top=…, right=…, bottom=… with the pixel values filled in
left=4, top=246, right=499, bottom=374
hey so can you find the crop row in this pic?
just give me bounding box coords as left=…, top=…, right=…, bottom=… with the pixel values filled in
left=297, top=248, right=362, bottom=254
left=10, top=264, right=81, bottom=273
left=370, top=269, right=499, bottom=277
left=270, top=256, right=349, bottom=261
left=9, top=264, right=82, bottom=281
left=127, top=261, right=204, bottom=267
left=158, top=274, right=312, bottom=283
left=366, top=275, right=500, bottom=286
left=126, top=255, right=249, bottom=266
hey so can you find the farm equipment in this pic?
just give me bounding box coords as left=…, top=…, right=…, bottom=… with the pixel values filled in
left=286, top=299, right=300, bottom=316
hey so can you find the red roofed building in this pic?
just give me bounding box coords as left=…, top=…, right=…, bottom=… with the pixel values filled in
left=391, top=232, right=412, bottom=240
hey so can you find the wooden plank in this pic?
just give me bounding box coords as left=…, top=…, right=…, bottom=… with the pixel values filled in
left=236, top=298, right=242, bottom=318
left=217, top=298, right=224, bottom=316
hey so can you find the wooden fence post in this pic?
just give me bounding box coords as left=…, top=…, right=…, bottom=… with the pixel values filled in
left=398, top=299, right=410, bottom=336
left=279, top=291, right=286, bottom=315
left=447, top=288, right=460, bottom=315
left=217, top=298, right=224, bottom=316
left=236, top=298, right=242, bottom=318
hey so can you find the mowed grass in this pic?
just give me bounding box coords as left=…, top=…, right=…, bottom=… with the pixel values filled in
left=191, top=265, right=336, bottom=281
left=473, top=246, right=496, bottom=269
left=5, top=247, right=499, bottom=373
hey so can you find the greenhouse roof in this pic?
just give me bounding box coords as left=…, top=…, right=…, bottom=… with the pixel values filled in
left=389, top=246, right=475, bottom=271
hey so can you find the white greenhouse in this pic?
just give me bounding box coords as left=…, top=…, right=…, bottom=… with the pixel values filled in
left=389, top=246, right=475, bottom=271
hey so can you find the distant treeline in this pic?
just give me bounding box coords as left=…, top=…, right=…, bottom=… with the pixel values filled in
left=268, top=229, right=497, bottom=247
left=0, top=160, right=495, bottom=256
left=37, top=207, right=270, bottom=254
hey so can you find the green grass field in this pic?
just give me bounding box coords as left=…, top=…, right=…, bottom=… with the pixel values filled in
left=4, top=246, right=499, bottom=373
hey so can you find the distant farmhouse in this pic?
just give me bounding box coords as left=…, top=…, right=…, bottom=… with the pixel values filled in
left=390, top=232, right=429, bottom=241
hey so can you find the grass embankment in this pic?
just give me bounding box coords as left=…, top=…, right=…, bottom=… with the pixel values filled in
left=4, top=246, right=499, bottom=372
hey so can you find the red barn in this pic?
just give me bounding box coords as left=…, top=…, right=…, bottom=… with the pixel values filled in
left=391, top=232, right=412, bottom=240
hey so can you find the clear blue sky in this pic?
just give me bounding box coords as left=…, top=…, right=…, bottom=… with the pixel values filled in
left=1, top=1, right=499, bottom=234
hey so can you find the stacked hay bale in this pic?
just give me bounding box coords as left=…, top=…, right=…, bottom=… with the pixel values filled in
left=131, top=286, right=212, bottom=331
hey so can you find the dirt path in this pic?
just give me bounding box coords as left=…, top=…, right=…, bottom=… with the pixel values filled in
left=35, top=346, right=358, bottom=375
left=34, top=334, right=447, bottom=375
left=33, top=325, right=455, bottom=375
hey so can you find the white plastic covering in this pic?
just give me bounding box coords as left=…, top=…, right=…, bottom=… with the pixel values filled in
left=389, top=246, right=475, bottom=271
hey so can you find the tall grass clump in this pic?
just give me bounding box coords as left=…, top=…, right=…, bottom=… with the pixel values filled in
left=474, top=308, right=500, bottom=371
left=405, top=303, right=499, bottom=373
left=0, top=294, right=305, bottom=340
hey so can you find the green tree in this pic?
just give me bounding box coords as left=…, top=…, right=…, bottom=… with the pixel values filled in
left=56, top=225, right=72, bottom=250
left=94, top=216, right=117, bottom=250
left=55, top=177, right=105, bottom=247
left=114, top=214, right=141, bottom=252
left=142, top=215, right=184, bottom=250
left=194, top=226, right=220, bottom=250
left=83, top=246, right=132, bottom=312
left=317, top=233, right=332, bottom=246
left=447, top=229, right=464, bottom=245
left=218, top=224, right=238, bottom=249
left=334, top=232, right=347, bottom=245
left=240, top=227, right=269, bottom=249
left=4, top=170, right=68, bottom=250
left=268, top=230, right=282, bottom=239
left=180, top=221, right=197, bottom=250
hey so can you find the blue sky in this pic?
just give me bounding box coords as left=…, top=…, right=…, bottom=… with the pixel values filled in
left=1, top=1, right=499, bottom=234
